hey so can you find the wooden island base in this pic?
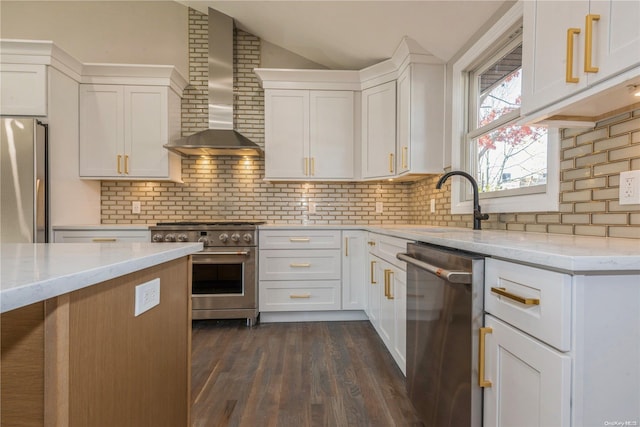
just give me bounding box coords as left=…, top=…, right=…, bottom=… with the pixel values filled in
left=1, top=256, right=192, bottom=427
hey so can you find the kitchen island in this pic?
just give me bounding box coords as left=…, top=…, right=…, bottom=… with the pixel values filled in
left=0, top=242, right=202, bottom=427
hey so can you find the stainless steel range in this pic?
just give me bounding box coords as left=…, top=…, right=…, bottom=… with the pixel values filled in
left=149, top=222, right=262, bottom=326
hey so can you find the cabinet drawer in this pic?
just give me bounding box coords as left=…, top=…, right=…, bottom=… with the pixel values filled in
left=259, top=281, right=341, bottom=311
left=485, top=258, right=571, bottom=351
left=53, top=229, right=151, bottom=243
left=259, top=249, right=341, bottom=281
left=259, top=230, right=341, bottom=249
left=369, top=233, right=411, bottom=270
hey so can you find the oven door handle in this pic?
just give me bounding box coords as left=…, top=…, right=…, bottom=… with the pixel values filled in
left=192, top=250, right=250, bottom=260
left=396, top=253, right=472, bottom=284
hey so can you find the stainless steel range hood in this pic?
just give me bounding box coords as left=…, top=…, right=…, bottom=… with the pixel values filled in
left=164, top=8, right=263, bottom=157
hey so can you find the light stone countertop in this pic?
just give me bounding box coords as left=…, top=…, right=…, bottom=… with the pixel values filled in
left=1, top=242, right=202, bottom=313
left=259, top=224, right=640, bottom=273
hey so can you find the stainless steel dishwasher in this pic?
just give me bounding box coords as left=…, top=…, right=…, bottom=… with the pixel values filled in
left=397, top=242, right=484, bottom=427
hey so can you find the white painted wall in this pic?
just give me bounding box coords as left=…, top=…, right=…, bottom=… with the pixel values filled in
left=261, top=40, right=327, bottom=70
left=0, top=1, right=189, bottom=78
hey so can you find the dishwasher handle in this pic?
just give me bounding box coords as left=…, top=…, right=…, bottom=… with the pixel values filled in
left=397, top=253, right=472, bottom=284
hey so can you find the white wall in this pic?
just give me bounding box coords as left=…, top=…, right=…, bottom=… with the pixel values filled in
left=0, top=1, right=189, bottom=78
left=261, top=40, right=327, bottom=69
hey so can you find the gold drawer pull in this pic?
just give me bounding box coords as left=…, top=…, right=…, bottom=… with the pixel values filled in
left=566, top=28, right=581, bottom=83
left=584, top=14, right=600, bottom=73
left=124, top=154, right=129, bottom=174
left=117, top=154, right=122, bottom=174
left=289, top=237, right=310, bottom=242
left=368, top=241, right=376, bottom=246
left=345, top=237, right=349, bottom=257
left=479, top=327, right=492, bottom=388
left=92, top=238, right=117, bottom=242
left=290, top=263, right=311, bottom=268
left=389, top=153, right=394, bottom=173
left=304, top=157, right=309, bottom=176
left=289, top=294, right=311, bottom=299
left=402, top=146, right=408, bottom=169
left=370, top=260, right=377, bottom=284
left=491, top=287, right=540, bottom=305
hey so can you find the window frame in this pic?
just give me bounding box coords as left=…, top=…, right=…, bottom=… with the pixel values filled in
left=449, top=1, right=559, bottom=215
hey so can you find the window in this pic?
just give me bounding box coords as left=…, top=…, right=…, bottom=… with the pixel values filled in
left=450, top=2, right=558, bottom=214
left=467, top=33, right=548, bottom=196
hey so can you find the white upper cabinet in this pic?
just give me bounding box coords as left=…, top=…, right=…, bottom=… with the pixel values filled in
left=0, top=64, right=48, bottom=116
left=522, top=0, right=640, bottom=121
left=79, top=65, right=187, bottom=182
left=361, top=81, right=397, bottom=179
left=396, top=63, right=445, bottom=176
left=264, top=89, right=355, bottom=180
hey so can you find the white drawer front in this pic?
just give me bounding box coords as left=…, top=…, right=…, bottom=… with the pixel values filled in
left=370, top=233, right=411, bottom=270
left=259, top=249, right=341, bottom=281
left=53, top=229, right=151, bottom=243
left=485, top=258, right=572, bottom=351
left=259, top=281, right=341, bottom=311
left=259, top=230, right=341, bottom=249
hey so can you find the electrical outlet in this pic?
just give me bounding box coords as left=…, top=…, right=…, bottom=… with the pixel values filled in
left=430, top=199, right=436, bottom=213
left=134, top=278, right=160, bottom=316
left=308, top=202, right=316, bottom=214
left=132, top=201, right=141, bottom=214
left=619, top=170, right=640, bottom=205
left=375, top=201, right=383, bottom=213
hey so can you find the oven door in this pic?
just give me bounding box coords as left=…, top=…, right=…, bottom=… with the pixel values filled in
left=191, top=249, right=256, bottom=310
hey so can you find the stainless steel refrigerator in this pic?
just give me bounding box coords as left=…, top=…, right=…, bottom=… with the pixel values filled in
left=1, top=117, right=49, bottom=243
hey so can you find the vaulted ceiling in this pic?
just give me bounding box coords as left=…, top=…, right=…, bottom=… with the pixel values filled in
left=179, top=1, right=509, bottom=69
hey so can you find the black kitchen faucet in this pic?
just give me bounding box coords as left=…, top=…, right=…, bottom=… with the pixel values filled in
left=436, top=171, right=489, bottom=230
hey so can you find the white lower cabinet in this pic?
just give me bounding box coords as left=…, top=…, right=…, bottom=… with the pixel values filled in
left=366, top=232, right=409, bottom=374
left=483, top=315, right=571, bottom=427
left=258, top=229, right=368, bottom=322
left=484, top=257, right=640, bottom=426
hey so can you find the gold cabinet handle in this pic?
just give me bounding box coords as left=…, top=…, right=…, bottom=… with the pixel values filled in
left=117, top=154, right=122, bottom=174
left=491, top=287, right=540, bottom=305
left=402, top=146, right=408, bottom=169
left=290, top=263, right=311, bottom=268
left=345, top=237, right=349, bottom=257
left=389, top=153, right=394, bottom=173
left=311, top=157, right=315, bottom=176
left=304, top=157, right=309, bottom=176
left=384, top=269, right=392, bottom=298
left=92, top=238, right=117, bottom=242
left=566, top=28, right=581, bottom=83
left=370, top=260, right=377, bottom=284
left=124, top=155, right=129, bottom=174
left=368, top=241, right=376, bottom=246
left=479, top=327, right=492, bottom=388
left=289, top=294, right=311, bottom=299
left=289, top=237, right=310, bottom=242
left=584, top=14, right=600, bottom=73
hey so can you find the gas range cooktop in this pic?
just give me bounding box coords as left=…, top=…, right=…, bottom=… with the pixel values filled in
left=149, top=221, right=263, bottom=246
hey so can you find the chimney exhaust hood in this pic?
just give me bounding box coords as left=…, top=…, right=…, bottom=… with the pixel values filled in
left=164, top=8, right=263, bottom=157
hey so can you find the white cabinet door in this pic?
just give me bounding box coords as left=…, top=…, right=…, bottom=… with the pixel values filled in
left=125, top=86, right=169, bottom=178
left=392, top=265, right=406, bottom=374
left=396, top=64, right=445, bottom=176
left=79, top=85, right=124, bottom=177
left=309, top=91, right=354, bottom=179
left=361, top=81, right=396, bottom=179
left=0, top=64, right=47, bottom=116
left=483, top=315, right=571, bottom=427
left=522, top=0, right=640, bottom=116
left=589, top=0, right=640, bottom=85
left=342, top=230, right=366, bottom=310
left=264, top=90, right=309, bottom=179
left=80, top=84, right=179, bottom=180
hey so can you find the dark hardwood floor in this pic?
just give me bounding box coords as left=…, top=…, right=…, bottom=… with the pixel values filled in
left=191, top=320, right=423, bottom=427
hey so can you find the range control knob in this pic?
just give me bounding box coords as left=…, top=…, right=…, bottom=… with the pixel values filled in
left=152, top=233, right=164, bottom=242
left=177, top=234, right=189, bottom=242
left=231, top=233, right=241, bottom=242
left=197, top=236, right=209, bottom=245
left=219, top=233, right=229, bottom=243
left=164, top=234, right=176, bottom=242
left=242, top=233, right=253, bottom=243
